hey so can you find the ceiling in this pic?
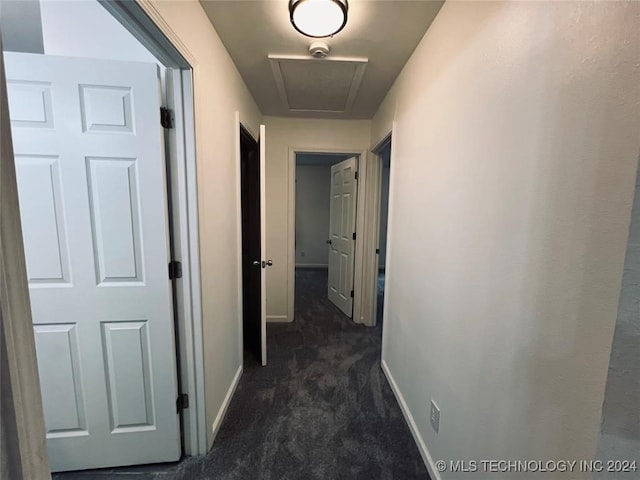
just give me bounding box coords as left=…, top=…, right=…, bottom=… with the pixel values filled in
left=199, top=0, right=444, bottom=119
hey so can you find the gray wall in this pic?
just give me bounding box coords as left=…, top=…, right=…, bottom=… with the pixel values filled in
left=1, top=0, right=157, bottom=64
left=0, top=0, right=44, bottom=54
left=370, top=0, right=639, bottom=473
left=295, top=165, right=332, bottom=267
left=596, top=161, right=640, bottom=474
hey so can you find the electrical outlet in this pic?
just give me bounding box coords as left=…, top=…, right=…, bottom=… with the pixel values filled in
left=430, top=400, right=440, bottom=433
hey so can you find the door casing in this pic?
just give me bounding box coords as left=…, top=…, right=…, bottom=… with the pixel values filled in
left=287, top=147, right=369, bottom=324
left=239, top=124, right=261, bottom=362
left=285, top=132, right=395, bottom=328
left=360, top=132, right=393, bottom=328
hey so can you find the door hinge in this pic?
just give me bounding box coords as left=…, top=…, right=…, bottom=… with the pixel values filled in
left=350, top=289, right=354, bottom=298
left=352, top=232, right=356, bottom=240
left=376, top=248, right=380, bottom=254
left=168, top=260, right=182, bottom=279
left=355, top=171, right=359, bottom=180
left=160, top=107, right=174, bottom=129
left=176, top=393, right=189, bottom=413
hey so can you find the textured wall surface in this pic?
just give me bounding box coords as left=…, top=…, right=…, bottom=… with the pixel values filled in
left=40, top=1, right=157, bottom=63
left=372, top=1, right=640, bottom=478
left=0, top=0, right=44, bottom=54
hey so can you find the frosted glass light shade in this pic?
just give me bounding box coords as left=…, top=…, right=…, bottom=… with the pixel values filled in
left=289, top=0, right=348, bottom=38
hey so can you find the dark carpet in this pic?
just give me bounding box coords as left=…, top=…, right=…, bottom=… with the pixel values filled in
left=54, top=268, right=428, bottom=480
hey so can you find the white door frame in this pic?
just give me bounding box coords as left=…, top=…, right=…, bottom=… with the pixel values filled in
left=287, top=147, right=368, bottom=324
left=163, top=68, right=206, bottom=456
left=233, top=113, right=260, bottom=368
left=359, top=132, right=393, bottom=328
left=259, top=125, right=268, bottom=364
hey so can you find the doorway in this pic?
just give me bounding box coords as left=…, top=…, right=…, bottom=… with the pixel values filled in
left=355, top=133, right=393, bottom=329
left=0, top=0, right=205, bottom=470
left=240, top=125, right=261, bottom=365
left=294, top=152, right=355, bottom=319
left=376, top=142, right=391, bottom=324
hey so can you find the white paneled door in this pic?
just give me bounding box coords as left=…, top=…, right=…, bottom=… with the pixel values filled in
left=328, top=157, right=358, bottom=317
left=5, top=53, right=180, bottom=472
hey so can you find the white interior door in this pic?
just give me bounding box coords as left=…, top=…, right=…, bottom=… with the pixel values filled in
left=328, top=156, right=358, bottom=317
left=259, top=124, right=268, bottom=366
left=5, top=52, right=181, bottom=472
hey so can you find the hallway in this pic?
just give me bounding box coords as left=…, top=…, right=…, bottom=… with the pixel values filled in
left=189, top=267, right=428, bottom=478
left=54, top=268, right=427, bottom=479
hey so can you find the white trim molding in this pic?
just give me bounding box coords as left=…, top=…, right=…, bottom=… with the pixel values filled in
left=382, top=360, right=442, bottom=480
left=164, top=69, right=207, bottom=456
left=134, top=0, right=198, bottom=68
left=211, top=365, right=243, bottom=441
left=359, top=131, right=392, bottom=328
left=352, top=150, right=369, bottom=325
left=267, top=315, right=290, bottom=323
left=234, top=111, right=244, bottom=386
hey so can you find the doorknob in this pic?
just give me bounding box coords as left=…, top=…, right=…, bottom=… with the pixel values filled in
left=326, top=239, right=332, bottom=245
left=253, top=260, right=273, bottom=268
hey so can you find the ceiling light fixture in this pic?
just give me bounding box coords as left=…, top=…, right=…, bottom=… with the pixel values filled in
left=289, top=0, right=348, bottom=38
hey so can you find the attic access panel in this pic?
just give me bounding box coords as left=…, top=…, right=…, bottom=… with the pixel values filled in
left=268, top=55, right=367, bottom=115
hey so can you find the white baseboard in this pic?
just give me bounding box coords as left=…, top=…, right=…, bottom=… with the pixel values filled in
left=381, top=359, right=442, bottom=480
left=267, top=315, right=291, bottom=323
left=211, top=364, right=243, bottom=441
left=295, top=264, right=328, bottom=268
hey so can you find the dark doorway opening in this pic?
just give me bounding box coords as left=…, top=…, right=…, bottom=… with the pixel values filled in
left=376, top=140, right=391, bottom=325
left=240, top=125, right=261, bottom=365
